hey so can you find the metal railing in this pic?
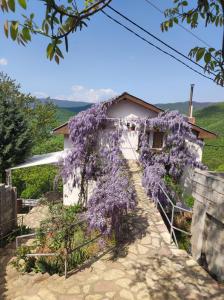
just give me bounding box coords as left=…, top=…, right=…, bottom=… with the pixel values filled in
left=0, top=215, right=24, bottom=247
left=15, top=217, right=103, bottom=279
left=156, top=184, right=192, bottom=248
left=126, top=131, right=193, bottom=248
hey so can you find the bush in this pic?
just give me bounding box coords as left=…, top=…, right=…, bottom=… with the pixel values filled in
left=12, top=203, right=114, bottom=275
left=13, top=165, right=63, bottom=199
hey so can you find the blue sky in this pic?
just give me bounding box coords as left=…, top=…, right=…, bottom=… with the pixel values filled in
left=0, top=0, right=223, bottom=104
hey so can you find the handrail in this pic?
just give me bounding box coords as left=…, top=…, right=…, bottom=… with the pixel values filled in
left=125, top=132, right=193, bottom=248
left=14, top=216, right=103, bottom=279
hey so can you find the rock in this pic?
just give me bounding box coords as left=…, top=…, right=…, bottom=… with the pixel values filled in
left=103, top=269, right=125, bottom=280
left=115, top=278, right=132, bottom=288
left=67, top=285, right=81, bottom=294
left=37, top=288, right=57, bottom=300
left=120, top=289, right=134, bottom=300
left=85, top=294, right=102, bottom=300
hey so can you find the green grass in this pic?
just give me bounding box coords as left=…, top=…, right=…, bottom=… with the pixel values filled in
left=195, top=102, right=224, bottom=171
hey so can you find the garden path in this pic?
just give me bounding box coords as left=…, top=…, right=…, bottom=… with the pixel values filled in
left=1, top=161, right=224, bottom=300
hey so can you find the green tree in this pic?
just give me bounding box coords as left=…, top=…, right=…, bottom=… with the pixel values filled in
left=161, top=0, right=224, bottom=86
left=1, top=0, right=111, bottom=63
left=0, top=73, right=32, bottom=182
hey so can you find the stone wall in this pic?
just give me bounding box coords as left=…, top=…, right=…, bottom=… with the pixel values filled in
left=190, top=169, right=224, bottom=281
left=0, top=184, right=17, bottom=238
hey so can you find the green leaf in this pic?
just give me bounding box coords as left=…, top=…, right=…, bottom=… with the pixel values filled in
left=8, top=0, right=15, bottom=12
left=18, top=0, right=27, bottom=9
left=46, top=43, right=54, bottom=60
left=54, top=55, right=59, bottom=64
left=4, top=21, right=9, bottom=38
left=10, top=22, right=18, bottom=41
left=22, top=27, right=31, bottom=41
left=204, top=52, right=211, bottom=64
left=196, top=48, right=205, bottom=62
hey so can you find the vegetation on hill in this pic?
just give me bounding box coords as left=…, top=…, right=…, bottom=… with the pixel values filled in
left=157, top=101, right=220, bottom=115
left=194, top=103, right=224, bottom=172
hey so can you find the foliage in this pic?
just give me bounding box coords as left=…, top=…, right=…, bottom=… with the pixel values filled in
left=13, top=165, right=63, bottom=199
left=56, top=107, right=77, bottom=124
left=12, top=203, right=114, bottom=275
left=27, top=100, right=58, bottom=146
left=11, top=245, right=36, bottom=273
left=1, top=0, right=112, bottom=63
left=195, top=102, right=224, bottom=171
left=62, top=102, right=136, bottom=238
left=161, top=0, right=224, bottom=86
left=1, top=225, right=31, bottom=247
left=139, top=110, right=204, bottom=203
left=0, top=73, right=32, bottom=182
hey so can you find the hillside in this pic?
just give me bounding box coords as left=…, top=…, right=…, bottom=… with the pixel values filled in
left=40, top=98, right=91, bottom=109
left=157, top=101, right=219, bottom=114
left=194, top=103, right=224, bottom=171
left=56, top=105, right=92, bottom=124
left=42, top=97, right=222, bottom=115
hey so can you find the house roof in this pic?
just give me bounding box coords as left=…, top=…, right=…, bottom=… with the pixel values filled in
left=53, top=92, right=217, bottom=140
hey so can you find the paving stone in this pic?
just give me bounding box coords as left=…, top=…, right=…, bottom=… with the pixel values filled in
left=83, top=285, right=90, bottom=294
left=115, top=278, right=132, bottom=288
left=85, top=294, right=103, bottom=300
left=102, top=269, right=125, bottom=280
left=37, top=288, right=57, bottom=300
left=119, top=289, right=134, bottom=300
left=67, top=285, right=81, bottom=294
left=105, top=292, right=116, bottom=298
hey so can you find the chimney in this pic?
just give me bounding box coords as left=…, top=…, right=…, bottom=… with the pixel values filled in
left=188, top=84, right=196, bottom=124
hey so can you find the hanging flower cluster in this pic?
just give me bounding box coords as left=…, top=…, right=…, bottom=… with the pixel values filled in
left=62, top=103, right=136, bottom=237
left=139, top=110, right=205, bottom=202
left=87, top=130, right=136, bottom=237
left=61, top=103, right=107, bottom=204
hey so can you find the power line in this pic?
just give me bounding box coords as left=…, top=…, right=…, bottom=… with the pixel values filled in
left=107, top=5, right=216, bottom=77
left=101, top=10, right=215, bottom=82
left=143, top=0, right=212, bottom=48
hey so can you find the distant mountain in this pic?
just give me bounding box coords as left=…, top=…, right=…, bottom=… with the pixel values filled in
left=39, top=98, right=92, bottom=109
left=156, top=101, right=219, bottom=115
left=41, top=98, right=220, bottom=116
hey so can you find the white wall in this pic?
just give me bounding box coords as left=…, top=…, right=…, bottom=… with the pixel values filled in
left=107, top=99, right=158, bottom=160
left=107, top=98, right=157, bottom=119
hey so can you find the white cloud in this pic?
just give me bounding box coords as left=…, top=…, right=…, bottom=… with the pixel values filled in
left=33, top=91, right=49, bottom=98
left=56, top=85, right=117, bottom=103
left=0, top=58, right=8, bottom=66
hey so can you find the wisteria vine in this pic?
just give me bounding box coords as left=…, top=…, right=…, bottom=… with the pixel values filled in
left=139, top=110, right=205, bottom=203
left=62, top=103, right=136, bottom=237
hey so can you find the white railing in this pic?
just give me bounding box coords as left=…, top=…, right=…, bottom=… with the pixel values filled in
left=126, top=132, right=192, bottom=248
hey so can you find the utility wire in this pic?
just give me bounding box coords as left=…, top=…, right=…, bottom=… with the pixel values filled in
left=101, top=10, right=215, bottom=82
left=107, top=5, right=216, bottom=77
left=143, top=0, right=212, bottom=48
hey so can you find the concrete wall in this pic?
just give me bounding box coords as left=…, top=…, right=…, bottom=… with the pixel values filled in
left=0, top=184, right=17, bottom=238
left=190, top=169, right=224, bottom=281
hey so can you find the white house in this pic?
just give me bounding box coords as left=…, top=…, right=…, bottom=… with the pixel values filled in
left=52, top=92, right=217, bottom=205
left=7, top=92, right=216, bottom=205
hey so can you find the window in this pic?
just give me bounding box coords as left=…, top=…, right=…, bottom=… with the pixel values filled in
left=152, top=132, right=164, bottom=149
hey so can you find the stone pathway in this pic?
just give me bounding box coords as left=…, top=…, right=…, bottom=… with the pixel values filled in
left=18, top=205, right=49, bottom=229
left=1, top=161, right=224, bottom=300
